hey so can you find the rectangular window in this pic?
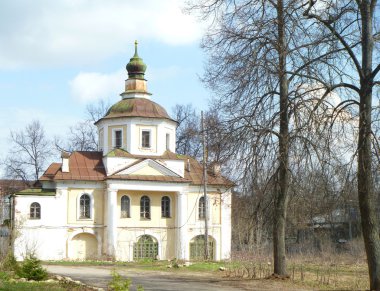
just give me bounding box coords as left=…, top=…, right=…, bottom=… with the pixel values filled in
left=115, top=130, right=122, bottom=148
left=99, top=129, right=104, bottom=151
left=166, top=133, right=170, bottom=150
left=161, top=196, right=170, bottom=218
left=142, top=130, right=151, bottom=148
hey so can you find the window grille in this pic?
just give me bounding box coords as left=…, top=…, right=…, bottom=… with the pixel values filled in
left=140, top=196, right=150, bottom=219
left=30, top=202, right=41, bottom=219
left=133, top=235, right=158, bottom=260
left=161, top=196, right=170, bottom=218
left=115, top=130, right=122, bottom=148
left=121, top=195, right=130, bottom=218
left=189, top=235, right=214, bottom=261
left=199, top=197, right=206, bottom=219
left=80, top=194, right=90, bottom=219
left=142, top=130, right=150, bottom=148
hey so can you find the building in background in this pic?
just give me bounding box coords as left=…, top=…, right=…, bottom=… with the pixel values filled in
left=12, top=43, right=232, bottom=261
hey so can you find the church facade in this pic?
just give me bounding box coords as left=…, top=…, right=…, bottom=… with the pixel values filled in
left=13, top=43, right=232, bottom=262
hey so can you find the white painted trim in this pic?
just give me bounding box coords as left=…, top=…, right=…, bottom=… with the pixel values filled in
left=115, top=159, right=181, bottom=177
left=107, top=188, right=118, bottom=257
left=106, top=180, right=189, bottom=192
left=56, top=182, right=104, bottom=189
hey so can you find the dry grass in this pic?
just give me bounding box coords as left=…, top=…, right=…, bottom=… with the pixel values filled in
left=228, top=241, right=369, bottom=290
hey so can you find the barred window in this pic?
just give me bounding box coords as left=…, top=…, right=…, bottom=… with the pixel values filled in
left=30, top=202, right=41, bottom=219
left=140, top=196, right=150, bottom=219
left=80, top=194, right=91, bottom=219
left=121, top=195, right=131, bottom=218
left=199, top=197, right=206, bottom=220
left=165, top=133, right=170, bottom=150
left=115, top=130, right=122, bottom=148
left=161, top=196, right=170, bottom=218
left=142, top=130, right=151, bottom=148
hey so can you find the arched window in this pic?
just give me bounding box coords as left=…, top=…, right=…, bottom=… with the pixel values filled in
left=121, top=195, right=130, bottom=218
left=30, top=202, right=41, bottom=219
left=161, top=196, right=170, bottom=218
left=80, top=194, right=91, bottom=219
left=189, top=235, right=215, bottom=261
left=133, top=235, right=158, bottom=260
left=199, top=197, right=206, bottom=219
left=140, top=196, right=150, bottom=219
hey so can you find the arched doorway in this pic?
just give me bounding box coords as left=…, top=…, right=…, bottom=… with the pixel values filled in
left=189, top=235, right=215, bottom=261
left=133, top=235, right=158, bottom=260
left=69, top=233, right=97, bottom=260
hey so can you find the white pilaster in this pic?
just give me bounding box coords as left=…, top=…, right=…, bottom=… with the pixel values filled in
left=176, top=191, right=188, bottom=260
left=221, top=189, right=232, bottom=260
left=107, top=188, right=118, bottom=257
left=56, top=187, right=68, bottom=225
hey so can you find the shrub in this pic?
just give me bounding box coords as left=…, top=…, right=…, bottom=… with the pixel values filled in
left=108, top=269, right=131, bottom=291
left=107, top=269, right=144, bottom=291
left=0, top=271, right=10, bottom=281
left=17, top=254, right=48, bottom=281
left=1, top=252, right=19, bottom=272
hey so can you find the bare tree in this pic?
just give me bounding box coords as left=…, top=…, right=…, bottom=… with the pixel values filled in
left=173, top=104, right=202, bottom=158
left=2, top=120, right=52, bottom=183
left=187, top=0, right=333, bottom=275
left=86, top=99, right=111, bottom=123
left=304, top=1, right=380, bottom=288
left=55, top=100, right=110, bottom=153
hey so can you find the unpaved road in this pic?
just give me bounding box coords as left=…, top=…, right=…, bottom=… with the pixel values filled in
left=45, top=265, right=311, bottom=291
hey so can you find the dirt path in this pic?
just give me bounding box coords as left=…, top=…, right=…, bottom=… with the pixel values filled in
left=45, top=264, right=311, bottom=291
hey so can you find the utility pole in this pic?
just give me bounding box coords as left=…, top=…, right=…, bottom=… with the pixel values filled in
left=201, top=111, right=209, bottom=260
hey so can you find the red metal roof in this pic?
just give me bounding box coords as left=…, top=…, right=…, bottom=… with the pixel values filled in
left=39, top=151, right=232, bottom=187
left=40, top=151, right=106, bottom=182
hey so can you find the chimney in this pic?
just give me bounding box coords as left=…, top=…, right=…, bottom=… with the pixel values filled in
left=186, top=159, right=191, bottom=172
left=61, top=151, right=70, bottom=173
left=211, top=162, right=221, bottom=177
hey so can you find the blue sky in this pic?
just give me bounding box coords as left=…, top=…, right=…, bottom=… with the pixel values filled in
left=0, top=0, right=210, bottom=167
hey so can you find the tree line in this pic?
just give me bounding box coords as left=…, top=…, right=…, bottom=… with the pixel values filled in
left=185, top=0, right=380, bottom=289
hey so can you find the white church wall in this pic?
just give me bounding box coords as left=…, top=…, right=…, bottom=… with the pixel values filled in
left=13, top=194, right=67, bottom=260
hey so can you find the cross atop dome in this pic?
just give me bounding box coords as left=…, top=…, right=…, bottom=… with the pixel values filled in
left=126, top=40, right=147, bottom=80
left=121, top=41, right=152, bottom=100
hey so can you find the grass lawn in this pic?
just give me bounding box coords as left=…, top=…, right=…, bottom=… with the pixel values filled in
left=44, top=259, right=223, bottom=272
left=0, top=281, right=65, bottom=291
left=0, top=279, right=92, bottom=291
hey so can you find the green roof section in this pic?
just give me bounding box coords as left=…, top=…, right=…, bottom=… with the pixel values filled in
left=16, top=188, right=56, bottom=196
left=126, top=40, right=147, bottom=79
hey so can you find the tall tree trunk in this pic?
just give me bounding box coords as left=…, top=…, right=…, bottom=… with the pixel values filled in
left=273, top=0, right=289, bottom=276
left=358, top=2, right=380, bottom=289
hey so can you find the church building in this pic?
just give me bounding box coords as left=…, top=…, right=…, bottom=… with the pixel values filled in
left=12, top=43, right=232, bottom=262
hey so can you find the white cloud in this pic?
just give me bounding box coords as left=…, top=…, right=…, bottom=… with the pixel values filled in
left=0, top=0, right=202, bottom=69
left=70, top=65, right=185, bottom=103
left=70, top=70, right=125, bottom=103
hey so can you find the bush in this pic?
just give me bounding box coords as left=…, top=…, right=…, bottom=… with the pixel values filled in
left=17, top=254, right=48, bottom=281
left=1, top=252, right=19, bottom=272
left=108, top=269, right=131, bottom=291
left=107, top=269, right=144, bottom=291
